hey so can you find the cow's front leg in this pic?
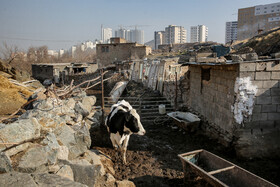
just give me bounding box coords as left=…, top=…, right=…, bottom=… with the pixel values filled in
left=121, top=135, right=130, bottom=164
left=110, top=133, right=118, bottom=150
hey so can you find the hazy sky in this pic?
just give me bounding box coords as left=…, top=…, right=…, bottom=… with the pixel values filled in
left=0, top=0, right=279, bottom=51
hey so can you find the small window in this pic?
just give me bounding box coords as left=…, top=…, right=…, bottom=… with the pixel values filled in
left=201, top=68, right=210, bottom=81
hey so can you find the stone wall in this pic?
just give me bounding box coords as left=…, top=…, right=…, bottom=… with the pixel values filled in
left=188, top=64, right=239, bottom=144
left=235, top=61, right=280, bottom=158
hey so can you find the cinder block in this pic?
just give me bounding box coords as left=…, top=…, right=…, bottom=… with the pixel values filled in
left=272, top=96, right=280, bottom=104
left=259, top=121, right=275, bottom=129
left=240, top=72, right=255, bottom=80
left=253, top=105, right=262, bottom=113
left=239, top=63, right=256, bottom=72
left=266, top=61, right=280, bottom=71
left=256, top=63, right=266, bottom=71
left=268, top=113, right=280, bottom=120
left=255, top=72, right=271, bottom=80
left=251, top=81, right=263, bottom=88
left=271, top=88, right=280, bottom=96
left=256, top=96, right=272, bottom=104
left=256, top=88, right=270, bottom=96
left=252, top=113, right=268, bottom=121
left=262, top=80, right=279, bottom=88
left=271, top=72, right=280, bottom=80
left=277, top=105, right=280, bottom=112
left=262, top=104, right=277, bottom=112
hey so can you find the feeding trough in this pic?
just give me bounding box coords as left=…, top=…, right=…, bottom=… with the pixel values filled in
left=178, top=149, right=277, bottom=187
left=167, top=111, right=200, bottom=132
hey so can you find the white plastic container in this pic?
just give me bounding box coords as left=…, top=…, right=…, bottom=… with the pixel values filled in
left=159, top=104, right=166, bottom=114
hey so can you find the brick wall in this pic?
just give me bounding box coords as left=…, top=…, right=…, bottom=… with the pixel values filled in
left=189, top=64, right=239, bottom=144
left=235, top=61, right=280, bottom=158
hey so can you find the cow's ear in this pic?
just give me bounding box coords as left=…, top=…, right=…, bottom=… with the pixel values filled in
left=125, top=111, right=131, bottom=122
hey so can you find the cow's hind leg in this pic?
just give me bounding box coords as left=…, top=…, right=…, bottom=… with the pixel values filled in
left=121, top=136, right=130, bottom=164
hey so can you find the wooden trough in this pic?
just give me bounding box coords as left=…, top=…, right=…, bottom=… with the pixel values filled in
left=167, top=111, right=200, bottom=132
left=178, top=149, right=277, bottom=187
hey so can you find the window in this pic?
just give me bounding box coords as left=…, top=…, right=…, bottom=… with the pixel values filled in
left=101, top=46, right=109, bottom=53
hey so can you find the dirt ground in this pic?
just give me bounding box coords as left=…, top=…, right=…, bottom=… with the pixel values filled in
left=91, top=82, right=280, bottom=187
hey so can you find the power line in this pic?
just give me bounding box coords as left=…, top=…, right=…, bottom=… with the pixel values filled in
left=0, top=36, right=82, bottom=43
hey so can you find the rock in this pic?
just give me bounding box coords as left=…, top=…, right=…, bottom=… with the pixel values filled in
left=43, top=79, right=52, bottom=85
left=75, top=101, right=90, bottom=118
left=33, top=97, right=54, bottom=110
left=116, top=180, right=136, bottom=187
left=56, top=165, right=74, bottom=181
left=0, top=172, right=37, bottom=187
left=82, top=96, right=96, bottom=112
left=32, top=173, right=87, bottom=187
left=18, top=145, right=57, bottom=173
left=65, top=98, right=76, bottom=109
left=54, top=124, right=90, bottom=160
left=0, top=152, right=13, bottom=173
left=246, top=53, right=258, bottom=61
left=105, top=173, right=116, bottom=183
left=231, top=54, right=243, bottom=62
left=48, top=164, right=60, bottom=173
left=60, top=159, right=103, bottom=187
left=57, top=146, right=69, bottom=160
left=5, top=142, right=32, bottom=157
left=0, top=118, right=41, bottom=151
left=83, top=150, right=105, bottom=176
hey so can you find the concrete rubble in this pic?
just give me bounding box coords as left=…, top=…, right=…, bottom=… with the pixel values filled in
left=0, top=89, right=135, bottom=186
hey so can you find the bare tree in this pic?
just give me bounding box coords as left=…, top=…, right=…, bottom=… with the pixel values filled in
left=0, top=42, right=19, bottom=64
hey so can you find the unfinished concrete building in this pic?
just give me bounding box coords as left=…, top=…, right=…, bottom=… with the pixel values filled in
left=96, top=37, right=152, bottom=67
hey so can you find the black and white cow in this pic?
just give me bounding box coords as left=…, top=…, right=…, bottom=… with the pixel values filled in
left=105, top=100, right=145, bottom=164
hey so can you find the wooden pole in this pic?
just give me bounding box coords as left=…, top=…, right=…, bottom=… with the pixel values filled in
left=175, top=71, right=178, bottom=111
left=101, top=68, right=105, bottom=127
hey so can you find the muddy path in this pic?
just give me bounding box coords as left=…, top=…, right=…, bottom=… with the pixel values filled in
left=91, top=82, right=280, bottom=187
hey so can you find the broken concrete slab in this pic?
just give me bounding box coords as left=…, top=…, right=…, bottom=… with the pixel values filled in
left=0, top=118, right=41, bottom=151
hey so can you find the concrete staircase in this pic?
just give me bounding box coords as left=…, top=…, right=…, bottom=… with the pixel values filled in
left=104, top=95, right=174, bottom=124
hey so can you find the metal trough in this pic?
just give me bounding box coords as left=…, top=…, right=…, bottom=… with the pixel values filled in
left=167, top=111, right=200, bottom=132
left=178, top=149, right=277, bottom=187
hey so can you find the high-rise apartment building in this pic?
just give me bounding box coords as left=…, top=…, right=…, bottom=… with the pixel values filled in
left=164, top=25, right=186, bottom=44
left=190, top=25, right=208, bottom=43
left=237, top=2, right=280, bottom=40
left=101, top=27, right=112, bottom=44
left=115, top=28, right=127, bottom=40
left=128, top=29, right=144, bottom=44
left=154, top=31, right=166, bottom=50
left=115, top=28, right=144, bottom=44
left=225, top=21, right=238, bottom=44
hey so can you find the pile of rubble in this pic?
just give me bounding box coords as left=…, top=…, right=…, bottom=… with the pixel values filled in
left=0, top=89, right=135, bottom=187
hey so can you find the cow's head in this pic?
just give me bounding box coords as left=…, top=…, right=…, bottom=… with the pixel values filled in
left=125, top=109, right=146, bottom=135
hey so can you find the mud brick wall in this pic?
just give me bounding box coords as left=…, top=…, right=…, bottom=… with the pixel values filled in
left=188, top=64, right=238, bottom=145
left=236, top=61, right=280, bottom=158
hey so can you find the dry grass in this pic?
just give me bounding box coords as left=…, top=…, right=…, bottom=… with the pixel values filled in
left=0, top=75, right=33, bottom=115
